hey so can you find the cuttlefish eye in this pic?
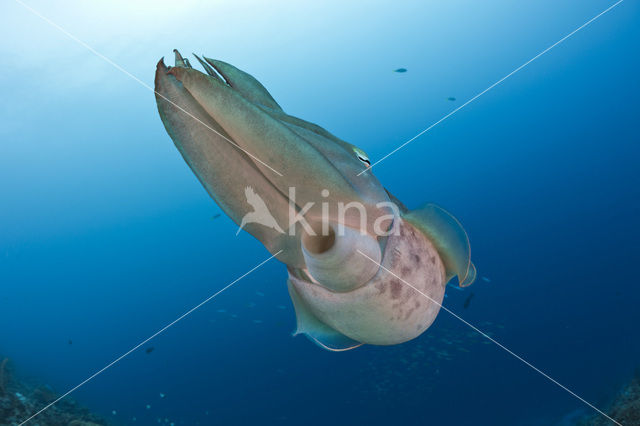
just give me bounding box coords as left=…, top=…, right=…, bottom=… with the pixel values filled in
left=353, top=148, right=371, bottom=166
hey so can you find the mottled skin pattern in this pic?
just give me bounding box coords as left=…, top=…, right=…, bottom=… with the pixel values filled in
left=288, top=218, right=446, bottom=345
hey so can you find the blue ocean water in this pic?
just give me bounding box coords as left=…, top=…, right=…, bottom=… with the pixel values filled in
left=1, top=0, right=639, bottom=425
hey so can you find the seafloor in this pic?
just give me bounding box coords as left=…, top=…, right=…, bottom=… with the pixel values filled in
left=575, top=370, right=640, bottom=425
left=2, top=351, right=639, bottom=425
left=0, top=357, right=108, bottom=426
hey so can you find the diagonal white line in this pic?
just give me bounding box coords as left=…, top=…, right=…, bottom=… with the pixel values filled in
left=13, top=0, right=284, bottom=177
left=355, top=249, right=622, bottom=426
left=359, top=0, right=626, bottom=175
left=18, top=250, right=282, bottom=426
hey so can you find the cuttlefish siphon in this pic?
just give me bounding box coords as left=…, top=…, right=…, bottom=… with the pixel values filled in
left=155, top=50, right=476, bottom=351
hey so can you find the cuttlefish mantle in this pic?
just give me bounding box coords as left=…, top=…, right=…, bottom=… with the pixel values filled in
left=155, top=50, right=476, bottom=351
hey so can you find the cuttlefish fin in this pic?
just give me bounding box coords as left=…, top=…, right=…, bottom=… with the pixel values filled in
left=461, top=260, right=476, bottom=288
left=403, top=204, right=476, bottom=287
left=287, top=280, right=363, bottom=351
left=203, top=57, right=283, bottom=111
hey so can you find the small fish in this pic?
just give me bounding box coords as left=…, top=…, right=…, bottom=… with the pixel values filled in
left=447, top=97, right=456, bottom=101
left=112, top=410, right=117, bottom=415
left=145, top=347, right=155, bottom=354
left=276, top=305, right=286, bottom=310
left=146, top=404, right=151, bottom=410
left=68, top=339, right=72, bottom=345
left=393, top=68, right=407, bottom=73
left=211, top=213, right=221, bottom=220
left=159, top=393, right=165, bottom=398
left=463, top=293, right=474, bottom=309
left=255, top=291, right=265, bottom=297
left=252, top=319, right=263, bottom=324
left=481, top=276, right=491, bottom=283
left=216, top=309, right=227, bottom=313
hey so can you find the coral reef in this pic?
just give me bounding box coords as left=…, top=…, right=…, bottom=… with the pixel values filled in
left=576, top=370, right=640, bottom=425
left=0, top=356, right=108, bottom=426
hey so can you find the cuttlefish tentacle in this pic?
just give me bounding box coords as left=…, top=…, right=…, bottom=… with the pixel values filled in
left=173, top=49, right=192, bottom=69
left=192, top=54, right=220, bottom=80
left=155, top=50, right=476, bottom=351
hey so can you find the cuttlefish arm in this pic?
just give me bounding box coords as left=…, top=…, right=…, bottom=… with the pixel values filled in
left=155, top=58, right=301, bottom=265
left=198, top=56, right=351, bottom=149
left=203, top=57, right=283, bottom=111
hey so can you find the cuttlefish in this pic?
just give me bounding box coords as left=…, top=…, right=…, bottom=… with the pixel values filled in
left=155, top=50, right=476, bottom=351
